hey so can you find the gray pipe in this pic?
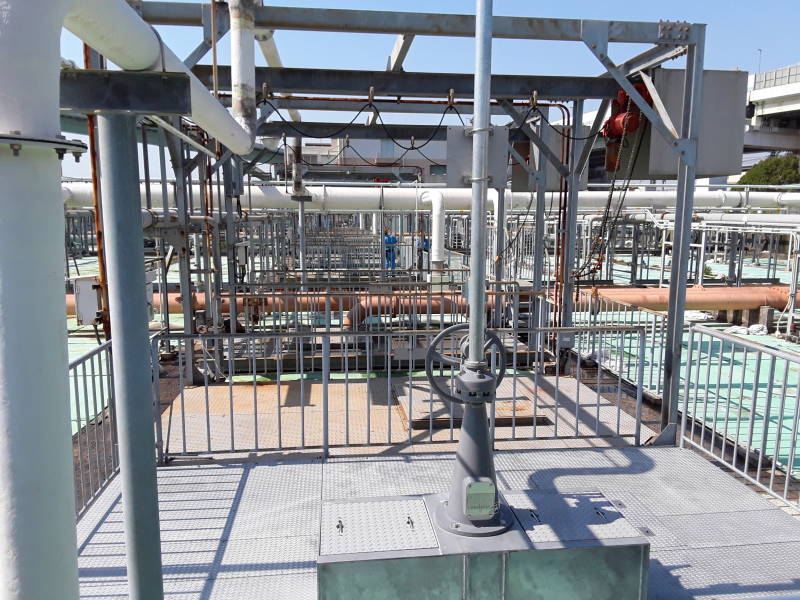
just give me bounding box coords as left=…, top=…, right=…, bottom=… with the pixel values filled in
left=466, top=0, right=493, bottom=366
left=98, top=114, right=165, bottom=600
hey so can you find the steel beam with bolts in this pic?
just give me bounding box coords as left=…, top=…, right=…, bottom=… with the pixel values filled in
left=256, top=121, right=529, bottom=141
left=60, top=70, right=191, bottom=115
left=143, top=2, right=699, bottom=44
left=193, top=66, right=620, bottom=100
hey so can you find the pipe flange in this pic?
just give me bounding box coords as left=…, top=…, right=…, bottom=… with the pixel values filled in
left=1, top=132, right=87, bottom=162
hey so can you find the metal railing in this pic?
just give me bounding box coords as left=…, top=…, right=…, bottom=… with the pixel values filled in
left=70, top=341, right=119, bottom=519
left=153, top=324, right=646, bottom=461
left=231, top=278, right=518, bottom=333
left=572, top=290, right=670, bottom=398
left=681, top=325, right=800, bottom=509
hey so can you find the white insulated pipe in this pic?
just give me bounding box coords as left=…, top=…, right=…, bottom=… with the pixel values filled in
left=635, top=212, right=800, bottom=227
left=421, top=190, right=446, bottom=266
left=229, top=0, right=257, bottom=151
left=0, top=0, right=260, bottom=595
left=0, top=1, right=80, bottom=599
left=64, top=0, right=253, bottom=155
left=61, top=182, right=800, bottom=212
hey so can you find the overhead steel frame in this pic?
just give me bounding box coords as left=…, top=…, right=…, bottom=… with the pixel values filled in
left=139, top=4, right=705, bottom=442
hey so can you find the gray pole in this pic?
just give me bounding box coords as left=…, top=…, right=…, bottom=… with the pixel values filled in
left=493, top=188, right=506, bottom=326
left=292, top=137, right=307, bottom=284
left=164, top=132, right=195, bottom=382
left=98, top=114, right=165, bottom=600
left=560, top=99, right=584, bottom=332
left=466, top=0, right=493, bottom=367
left=433, top=0, right=512, bottom=538
left=532, top=116, right=549, bottom=330
left=660, top=26, right=706, bottom=435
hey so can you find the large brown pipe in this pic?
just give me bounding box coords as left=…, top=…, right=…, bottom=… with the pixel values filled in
left=65, top=289, right=536, bottom=317
left=593, top=285, right=800, bottom=312
left=343, top=296, right=473, bottom=329
left=68, top=285, right=795, bottom=318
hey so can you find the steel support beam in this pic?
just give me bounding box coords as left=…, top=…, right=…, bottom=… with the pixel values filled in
left=60, top=70, right=191, bottom=115
left=97, top=113, right=165, bottom=600
left=257, top=120, right=528, bottom=141
left=194, top=66, right=620, bottom=100
left=368, top=34, right=417, bottom=125
left=493, top=187, right=506, bottom=326
left=270, top=97, right=516, bottom=115
left=143, top=3, right=698, bottom=45
left=604, top=44, right=687, bottom=79
left=559, top=100, right=584, bottom=333
left=387, top=34, right=415, bottom=71
left=583, top=30, right=680, bottom=148
left=531, top=121, right=549, bottom=332
left=660, top=27, right=707, bottom=440
left=575, top=97, right=610, bottom=175
left=500, top=99, right=569, bottom=177
left=183, top=1, right=229, bottom=68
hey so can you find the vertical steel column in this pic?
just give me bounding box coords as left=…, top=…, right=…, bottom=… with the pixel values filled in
left=292, top=137, right=307, bottom=284
left=661, top=27, right=706, bottom=434
left=560, top=100, right=584, bottom=333
left=728, top=231, right=739, bottom=283
left=433, top=0, right=511, bottom=538
left=84, top=46, right=112, bottom=340
left=466, top=0, right=493, bottom=366
left=532, top=117, right=549, bottom=330
left=157, top=131, right=171, bottom=339
left=630, top=223, right=639, bottom=284
left=372, top=210, right=380, bottom=235
left=98, top=114, right=165, bottom=600
left=697, top=229, right=707, bottom=284
left=222, top=158, right=239, bottom=329
left=493, top=188, right=506, bottom=326
left=164, top=132, right=195, bottom=381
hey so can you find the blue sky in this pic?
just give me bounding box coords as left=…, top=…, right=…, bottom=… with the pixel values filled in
left=59, top=0, right=799, bottom=178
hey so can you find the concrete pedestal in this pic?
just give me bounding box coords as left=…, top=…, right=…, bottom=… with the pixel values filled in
left=318, top=490, right=649, bottom=600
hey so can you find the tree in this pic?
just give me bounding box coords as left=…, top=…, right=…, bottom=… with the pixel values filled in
left=737, top=154, right=800, bottom=189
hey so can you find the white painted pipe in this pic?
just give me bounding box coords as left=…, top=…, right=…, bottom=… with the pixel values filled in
left=229, top=0, right=257, bottom=151
left=421, top=190, right=446, bottom=265
left=64, top=0, right=253, bottom=155
left=61, top=181, right=800, bottom=212
left=0, top=1, right=80, bottom=599
left=638, top=211, right=800, bottom=227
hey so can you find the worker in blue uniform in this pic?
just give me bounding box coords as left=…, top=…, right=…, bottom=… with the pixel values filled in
left=384, top=228, right=398, bottom=271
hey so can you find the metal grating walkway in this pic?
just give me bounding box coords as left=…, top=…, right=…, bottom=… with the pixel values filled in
left=77, top=447, right=800, bottom=599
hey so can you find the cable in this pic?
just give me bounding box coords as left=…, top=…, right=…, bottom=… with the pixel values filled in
left=535, top=106, right=600, bottom=141
left=412, top=144, right=442, bottom=167
left=263, top=100, right=456, bottom=163
left=371, top=103, right=454, bottom=151
left=286, top=143, right=349, bottom=167
left=574, top=119, right=647, bottom=279
left=346, top=143, right=414, bottom=169
left=496, top=191, right=535, bottom=261
left=261, top=99, right=373, bottom=139
left=451, top=104, right=466, bottom=126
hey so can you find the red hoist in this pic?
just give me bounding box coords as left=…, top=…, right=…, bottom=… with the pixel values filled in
left=601, top=83, right=652, bottom=172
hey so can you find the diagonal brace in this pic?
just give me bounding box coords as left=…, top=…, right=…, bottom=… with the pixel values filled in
left=500, top=100, right=569, bottom=178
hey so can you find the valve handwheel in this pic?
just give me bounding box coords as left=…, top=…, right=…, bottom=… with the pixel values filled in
left=424, top=323, right=507, bottom=404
